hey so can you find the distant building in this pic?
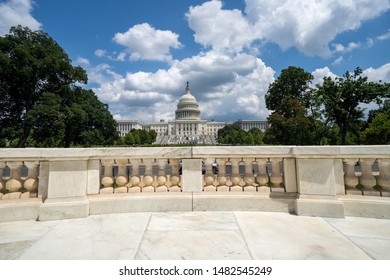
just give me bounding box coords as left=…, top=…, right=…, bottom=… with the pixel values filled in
left=233, top=119, right=269, bottom=132
left=116, top=120, right=143, bottom=137
left=116, top=82, right=267, bottom=144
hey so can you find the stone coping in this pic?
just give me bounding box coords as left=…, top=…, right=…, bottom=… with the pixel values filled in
left=0, top=145, right=389, bottom=161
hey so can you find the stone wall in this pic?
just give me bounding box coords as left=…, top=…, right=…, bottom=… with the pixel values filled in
left=1, top=146, right=389, bottom=222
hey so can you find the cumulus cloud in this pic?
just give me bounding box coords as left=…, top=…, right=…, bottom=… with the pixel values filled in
left=245, top=0, right=390, bottom=57
left=311, top=67, right=338, bottom=86
left=93, top=50, right=274, bottom=123
left=184, top=0, right=389, bottom=56
left=186, top=1, right=255, bottom=53
left=90, top=1, right=389, bottom=123
left=0, top=0, right=41, bottom=35
left=311, top=64, right=390, bottom=88
left=113, top=23, right=183, bottom=62
left=363, top=63, right=390, bottom=82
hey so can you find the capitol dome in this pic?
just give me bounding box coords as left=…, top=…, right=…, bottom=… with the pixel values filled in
left=175, top=82, right=201, bottom=120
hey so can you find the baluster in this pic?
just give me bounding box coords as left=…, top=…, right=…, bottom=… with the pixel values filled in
left=353, top=159, right=364, bottom=195
left=270, top=158, right=284, bottom=191
left=203, top=158, right=216, bottom=191
left=359, top=159, right=378, bottom=196
left=168, top=158, right=181, bottom=192
left=257, top=158, right=270, bottom=192
left=343, top=159, right=360, bottom=195
left=21, top=161, right=39, bottom=198
left=141, top=159, right=155, bottom=192
left=100, top=159, right=114, bottom=194
left=359, top=158, right=377, bottom=196
left=2, top=162, right=22, bottom=199
left=230, top=159, right=242, bottom=191
left=114, top=159, right=128, bottom=193
left=128, top=159, right=141, bottom=193
left=243, top=158, right=256, bottom=192
left=155, top=159, right=168, bottom=192
left=270, top=158, right=284, bottom=192
left=216, top=158, right=229, bottom=192
left=379, top=159, right=390, bottom=197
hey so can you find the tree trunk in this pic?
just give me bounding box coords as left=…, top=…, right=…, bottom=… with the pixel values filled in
left=341, top=123, right=347, bottom=145
left=17, top=125, right=30, bottom=148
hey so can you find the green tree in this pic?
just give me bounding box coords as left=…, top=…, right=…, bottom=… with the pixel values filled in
left=139, top=129, right=151, bottom=144
left=367, top=99, right=390, bottom=124
left=361, top=111, right=390, bottom=144
left=26, top=92, right=65, bottom=147
left=316, top=67, right=390, bottom=145
left=250, top=128, right=263, bottom=145
left=264, top=66, right=320, bottom=145
left=217, top=125, right=263, bottom=145
left=0, top=26, right=87, bottom=147
left=0, top=26, right=118, bottom=147
left=132, top=130, right=141, bottom=145
left=266, top=66, right=314, bottom=116
left=124, top=131, right=135, bottom=145
left=148, top=130, right=157, bottom=144
left=361, top=101, right=390, bottom=144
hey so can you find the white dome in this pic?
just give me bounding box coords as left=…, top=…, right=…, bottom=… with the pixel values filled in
left=175, top=82, right=201, bottom=120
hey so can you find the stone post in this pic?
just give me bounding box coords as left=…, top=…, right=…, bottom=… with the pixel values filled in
left=294, top=158, right=345, bottom=218
left=181, top=158, right=203, bottom=192
left=39, top=160, right=89, bottom=221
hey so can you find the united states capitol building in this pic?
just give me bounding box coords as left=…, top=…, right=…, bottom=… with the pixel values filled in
left=117, top=82, right=268, bottom=144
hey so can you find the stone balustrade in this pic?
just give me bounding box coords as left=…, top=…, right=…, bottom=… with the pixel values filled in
left=1, top=146, right=389, bottom=222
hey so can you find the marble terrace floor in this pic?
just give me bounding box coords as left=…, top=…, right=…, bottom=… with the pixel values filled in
left=1, top=211, right=390, bottom=260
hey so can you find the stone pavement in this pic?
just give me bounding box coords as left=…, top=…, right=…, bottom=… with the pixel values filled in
left=0, top=211, right=390, bottom=260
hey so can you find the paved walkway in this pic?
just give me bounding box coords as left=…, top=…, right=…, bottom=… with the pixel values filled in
left=1, top=211, right=390, bottom=260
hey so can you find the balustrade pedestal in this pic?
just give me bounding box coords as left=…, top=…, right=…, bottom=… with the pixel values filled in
left=294, top=158, right=345, bottom=218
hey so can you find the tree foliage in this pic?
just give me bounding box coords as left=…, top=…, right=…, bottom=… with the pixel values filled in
left=264, top=66, right=323, bottom=145
left=217, top=125, right=263, bottom=145
left=264, top=66, right=390, bottom=146
left=316, top=67, right=389, bottom=145
left=0, top=26, right=118, bottom=147
left=361, top=101, right=390, bottom=144
left=122, top=129, right=157, bottom=146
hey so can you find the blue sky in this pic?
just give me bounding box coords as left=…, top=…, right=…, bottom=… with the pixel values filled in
left=1, top=0, right=389, bottom=123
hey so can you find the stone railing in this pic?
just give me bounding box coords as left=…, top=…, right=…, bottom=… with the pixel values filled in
left=1, top=146, right=389, bottom=222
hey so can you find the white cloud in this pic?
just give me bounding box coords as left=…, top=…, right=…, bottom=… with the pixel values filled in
left=244, top=0, right=390, bottom=57
left=183, top=0, right=389, bottom=57
left=332, top=56, right=344, bottom=66
left=332, top=42, right=360, bottom=53
left=363, top=63, right=390, bottom=82
left=311, top=67, right=338, bottom=86
left=0, top=0, right=41, bottom=35
left=186, top=0, right=255, bottom=53
left=113, top=23, right=182, bottom=62
left=377, top=29, right=390, bottom=41
left=116, top=52, right=126, bottom=62
left=76, top=57, right=90, bottom=65
left=311, top=64, right=390, bottom=88
left=94, top=49, right=107, bottom=58
left=92, top=50, right=274, bottom=123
